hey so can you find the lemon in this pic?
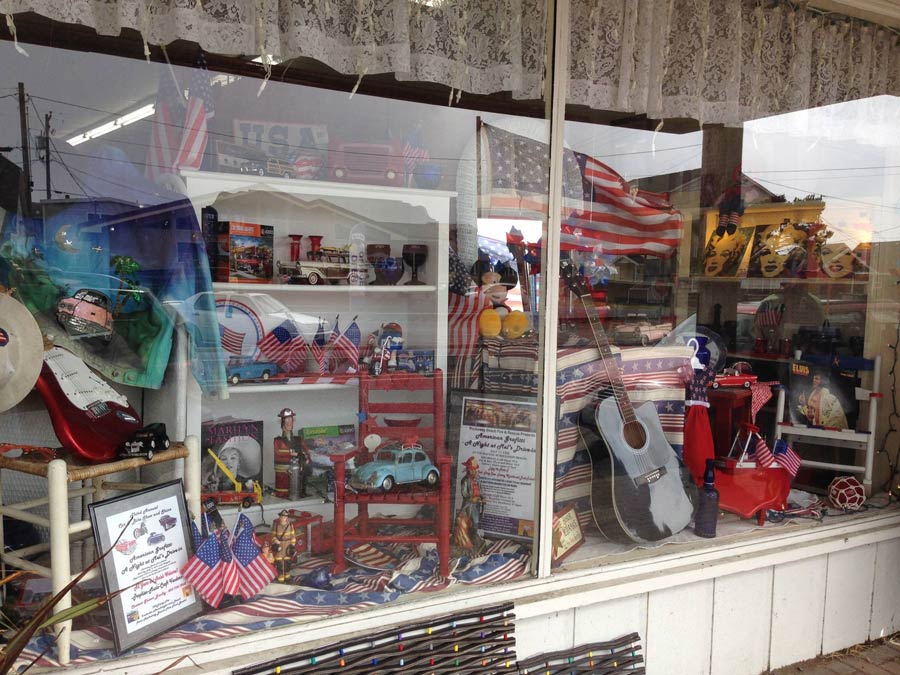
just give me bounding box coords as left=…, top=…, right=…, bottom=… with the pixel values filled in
left=479, top=308, right=502, bottom=337
left=502, top=310, right=530, bottom=339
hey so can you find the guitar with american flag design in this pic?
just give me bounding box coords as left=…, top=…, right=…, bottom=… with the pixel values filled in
left=561, top=260, right=695, bottom=544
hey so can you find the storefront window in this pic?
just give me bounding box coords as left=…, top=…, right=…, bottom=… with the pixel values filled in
left=0, top=20, right=549, bottom=665
left=552, top=91, right=900, bottom=568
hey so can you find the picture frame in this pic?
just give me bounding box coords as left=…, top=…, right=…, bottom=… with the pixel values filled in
left=447, top=390, right=538, bottom=539
left=88, top=479, right=201, bottom=654
left=551, top=504, right=585, bottom=565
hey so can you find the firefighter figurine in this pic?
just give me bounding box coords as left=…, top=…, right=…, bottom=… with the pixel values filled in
left=271, top=509, right=296, bottom=582
left=274, top=408, right=308, bottom=498
left=452, top=455, right=486, bottom=553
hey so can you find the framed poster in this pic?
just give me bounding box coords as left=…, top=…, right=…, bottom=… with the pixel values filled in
left=89, top=480, right=201, bottom=654
left=448, top=390, right=537, bottom=539
left=551, top=504, right=585, bottom=565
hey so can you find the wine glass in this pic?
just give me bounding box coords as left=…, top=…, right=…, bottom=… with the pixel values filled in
left=402, top=244, right=428, bottom=286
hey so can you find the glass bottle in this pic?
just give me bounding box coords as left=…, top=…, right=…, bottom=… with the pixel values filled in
left=348, top=229, right=367, bottom=286
left=694, top=458, right=719, bottom=538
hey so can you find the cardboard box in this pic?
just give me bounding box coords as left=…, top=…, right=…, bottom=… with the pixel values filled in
left=216, top=221, right=274, bottom=283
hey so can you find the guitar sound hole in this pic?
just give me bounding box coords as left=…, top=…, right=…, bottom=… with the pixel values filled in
left=623, top=421, right=647, bottom=449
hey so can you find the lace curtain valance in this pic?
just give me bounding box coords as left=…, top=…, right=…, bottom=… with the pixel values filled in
left=2, top=0, right=898, bottom=125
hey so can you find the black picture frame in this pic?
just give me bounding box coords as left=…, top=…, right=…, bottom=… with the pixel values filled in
left=447, top=389, right=538, bottom=539
left=88, top=479, right=201, bottom=654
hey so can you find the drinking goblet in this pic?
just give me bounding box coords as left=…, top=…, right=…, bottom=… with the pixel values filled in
left=402, top=244, right=428, bottom=286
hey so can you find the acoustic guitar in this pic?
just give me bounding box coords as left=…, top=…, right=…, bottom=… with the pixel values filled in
left=35, top=346, right=142, bottom=463
left=560, top=260, right=695, bottom=543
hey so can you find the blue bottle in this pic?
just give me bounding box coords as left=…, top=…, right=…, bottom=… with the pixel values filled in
left=694, top=459, right=719, bottom=538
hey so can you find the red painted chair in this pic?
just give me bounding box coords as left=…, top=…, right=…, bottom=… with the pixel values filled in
left=331, top=369, right=451, bottom=576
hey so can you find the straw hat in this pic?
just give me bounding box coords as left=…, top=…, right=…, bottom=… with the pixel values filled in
left=0, top=294, right=43, bottom=413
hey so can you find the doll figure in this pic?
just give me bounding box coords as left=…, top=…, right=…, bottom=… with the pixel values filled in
left=270, top=509, right=296, bottom=582
left=452, top=455, right=486, bottom=552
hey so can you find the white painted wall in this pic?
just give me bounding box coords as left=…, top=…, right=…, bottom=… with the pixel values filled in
left=516, top=535, right=900, bottom=675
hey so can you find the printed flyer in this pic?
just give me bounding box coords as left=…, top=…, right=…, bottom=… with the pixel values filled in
left=452, top=394, right=537, bottom=538
left=89, top=481, right=200, bottom=652
left=105, top=494, right=196, bottom=634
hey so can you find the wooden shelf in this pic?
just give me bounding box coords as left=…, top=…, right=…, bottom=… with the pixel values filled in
left=212, top=282, right=437, bottom=293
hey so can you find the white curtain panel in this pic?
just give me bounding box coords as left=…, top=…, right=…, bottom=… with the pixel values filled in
left=1, top=0, right=897, bottom=125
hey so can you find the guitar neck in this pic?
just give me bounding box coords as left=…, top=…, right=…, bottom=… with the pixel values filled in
left=573, top=291, right=637, bottom=425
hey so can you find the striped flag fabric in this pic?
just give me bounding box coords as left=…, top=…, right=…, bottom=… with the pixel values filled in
left=751, top=434, right=775, bottom=468
left=755, top=300, right=785, bottom=332
left=219, top=325, right=245, bottom=354
left=403, top=125, right=430, bottom=178
left=174, top=52, right=214, bottom=171
left=773, top=439, right=802, bottom=477
left=333, top=317, right=361, bottom=367
left=565, top=151, right=683, bottom=257
left=311, top=319, right=328, bottom=375
left=327, top=316, right=341, bottom=350
left=145, top=67, right=184, bottom=181
left=258, top=320, right=305, bottom=368
left=231, top=513, right=275, bottom=599
left=480, top=123, right=683, bottom=258
left=448, top=290, right=491, bottom=390
left=181, top=524, right=225, bottom=608
left=219, top=528, right=241, bottom=597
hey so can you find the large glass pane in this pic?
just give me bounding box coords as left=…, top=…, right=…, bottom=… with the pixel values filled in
left=0, top=15, right=549, bottom=666
left=553, top=62, right=899, bottom=566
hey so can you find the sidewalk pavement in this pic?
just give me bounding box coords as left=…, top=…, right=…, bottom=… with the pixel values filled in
left=766, top=634, right=900, bottom=674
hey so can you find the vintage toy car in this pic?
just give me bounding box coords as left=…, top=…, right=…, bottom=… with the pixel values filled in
left=711, top=373, right=758, bottom=389
left=114, top=539, right=137, bottom=556
left=349, top=442, right=439, bottom=492
left=202, top=490, right=260, bottom=510
left=226, top=356, right=281, bottom=385
left=119, top=423, right=169, bottom=460
left=147, top=531, right=165, bottom=546
left=159, top=515, right=177, bottom=531
left=327, top=140, right=405, bottom=186
left=56, top=288, right=114, bottom=342
left=612, top=320, right=673, bottom=346
left=239, top=157, right=302, bottom=179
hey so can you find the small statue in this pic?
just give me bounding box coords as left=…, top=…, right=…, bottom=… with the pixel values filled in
left=274, top=408, right=309, bottom=498
left=452, top=456, right=486, bottom=553
left=270, top=509, right=296, bottom=582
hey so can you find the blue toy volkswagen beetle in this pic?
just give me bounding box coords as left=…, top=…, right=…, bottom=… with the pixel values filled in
left=349, top=440, right=439, bottom=492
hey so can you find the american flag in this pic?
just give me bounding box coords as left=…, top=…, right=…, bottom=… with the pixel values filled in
left=219, top=528, right=241, bottom=597
left=480, top=123, right=682, bottom=258
left=327, top=316, right=341, bottom=350
left=773, top=439, right=802, bottom=477
left=219, top=324, right=245, bottom=355
left=231, top=513, right=275, bottom=599
left=481, top=123, right=561, bottom=220
left=403, top=126, right=430, bottom=178
left=447, top=247, right=488, bottom=390
left=751, top=434, right=775, bottom=468
left=181, top=524, right=225, bottom=608
left=145, top=67, right=184, bottom=181
left=565, top=151, right=683, bottom=257
left=448, top=290, right=491, bottom=390
left=755, top=300, right=785, bottom=332
left=258, top=320, right=305, bottom=368
left=333, top=317, right=361, bottom=367
left=174, top=52, right=214, bottom=171
left=310, top=319, right=327, bottom=375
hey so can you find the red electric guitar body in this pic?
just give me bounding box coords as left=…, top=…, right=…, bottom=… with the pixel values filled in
left=34, top=346, right=142, bottom=463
